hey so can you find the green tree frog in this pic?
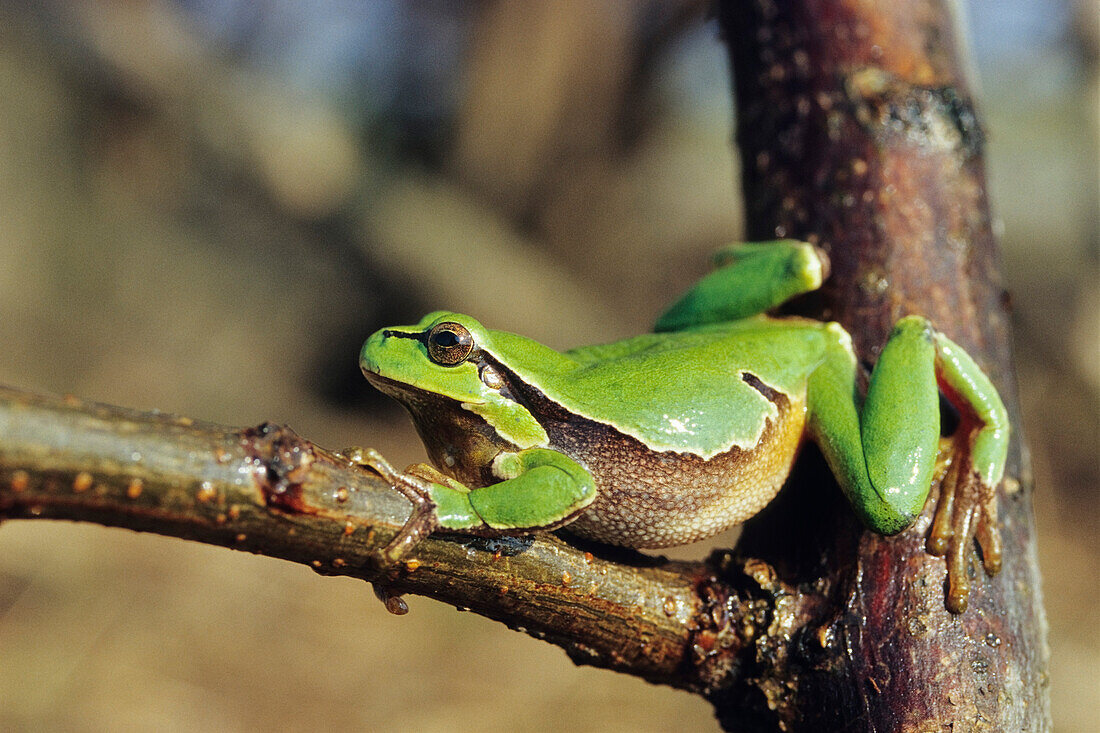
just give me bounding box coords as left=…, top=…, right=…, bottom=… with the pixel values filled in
left=357, top=240, right=1009, bottom=612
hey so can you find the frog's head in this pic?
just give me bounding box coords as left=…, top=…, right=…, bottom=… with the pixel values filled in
left=361, top=312, right=549, bottom=478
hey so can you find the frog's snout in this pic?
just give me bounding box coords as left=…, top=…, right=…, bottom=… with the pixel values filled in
left=359, top=329, right=388, bottom=376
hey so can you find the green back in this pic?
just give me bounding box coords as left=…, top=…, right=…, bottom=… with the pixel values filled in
left=483, top=317, right=827, bottom=458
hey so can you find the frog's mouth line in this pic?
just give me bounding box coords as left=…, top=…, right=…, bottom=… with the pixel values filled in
left=362, top=369, right=423, bottom=397
left=362, top=370, right=486, bottom=409
left=361, top=369, right=408, bottom=397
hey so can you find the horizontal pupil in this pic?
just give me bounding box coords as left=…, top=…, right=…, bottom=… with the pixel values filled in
left=433, top=332, right=459, bottom=347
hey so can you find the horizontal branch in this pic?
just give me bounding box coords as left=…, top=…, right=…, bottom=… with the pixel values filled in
left=0, top=384, right=763, bottom=690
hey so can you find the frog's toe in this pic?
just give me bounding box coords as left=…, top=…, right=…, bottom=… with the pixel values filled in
left=374, top=493, right=440, bottom=568
left=927, top=454, right=959, bottom=558
left=975, top=489, right=1003, bottom=575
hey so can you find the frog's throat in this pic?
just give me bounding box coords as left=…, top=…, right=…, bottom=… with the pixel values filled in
left=365, top=372, right=529, bottom=487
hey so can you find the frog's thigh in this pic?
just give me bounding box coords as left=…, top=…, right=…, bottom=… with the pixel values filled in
left=467, top=448, right=597, bottom=530
left=860, top=317, right=942, bottom=515
left=808, top=321, right=939, bottom=533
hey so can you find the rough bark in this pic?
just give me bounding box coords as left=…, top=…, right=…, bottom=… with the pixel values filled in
left=709, top=0, right=1049, bottom=729
left=0, top=386, right=726, bottom=689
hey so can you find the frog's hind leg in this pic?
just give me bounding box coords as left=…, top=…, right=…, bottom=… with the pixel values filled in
left=807, top=317, right=1009, bottom=612
left=655, top=240, right=829, bottom=331
left=805, top=320, right=940, bottom=535
left=924, top=327, right=1010, bottom=610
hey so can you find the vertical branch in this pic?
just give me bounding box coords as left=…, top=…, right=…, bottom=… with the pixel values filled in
left=712, top=0, right=1049, bottom=729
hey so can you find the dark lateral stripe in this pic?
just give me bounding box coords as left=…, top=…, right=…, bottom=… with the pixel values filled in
left=382, top=329, right=424, bottom=341
left=741, top=371, right=781, bottom=403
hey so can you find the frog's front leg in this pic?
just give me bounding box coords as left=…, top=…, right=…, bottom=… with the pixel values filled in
left=807, top=317, right=1009, bottom=612
left=350, top=447, right=597, bottom=565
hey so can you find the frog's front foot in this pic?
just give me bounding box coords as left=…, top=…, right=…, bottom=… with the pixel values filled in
left=926, top=433, right=1003, bottom=613
left=342, top=447, right=441, bottom=568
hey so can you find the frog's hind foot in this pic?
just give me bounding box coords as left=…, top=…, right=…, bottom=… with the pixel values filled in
left=927, top=432, right=1003, bottom=613
left=343, top=447, right=441, bottom=568
left=374, top=501, right=439, bottom=569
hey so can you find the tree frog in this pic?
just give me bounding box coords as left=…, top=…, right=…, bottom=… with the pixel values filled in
left=357, top=240, right=1009, bottom=612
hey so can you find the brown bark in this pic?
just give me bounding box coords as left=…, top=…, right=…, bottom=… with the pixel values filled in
left=710, top=0, right=1049, bottom=729
left=0, top=386, right=721, bottom=688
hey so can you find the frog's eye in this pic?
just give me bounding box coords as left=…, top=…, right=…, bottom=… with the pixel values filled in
left=426, top=322, right=474, bottom=365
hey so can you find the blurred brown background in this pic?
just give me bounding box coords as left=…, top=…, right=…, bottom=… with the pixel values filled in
left=0, top=1, right=1095, bottom=730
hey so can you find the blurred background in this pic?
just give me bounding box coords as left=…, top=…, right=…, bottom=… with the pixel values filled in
left=0, top=1, right=1095, bottom=730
